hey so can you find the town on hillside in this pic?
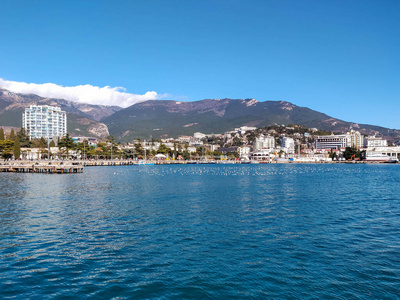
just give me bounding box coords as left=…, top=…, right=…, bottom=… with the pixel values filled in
left=0, top=105, right=399, bottom=163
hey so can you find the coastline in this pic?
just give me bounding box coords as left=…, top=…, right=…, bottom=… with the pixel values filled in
left=0, top=158, right=397, bottom=173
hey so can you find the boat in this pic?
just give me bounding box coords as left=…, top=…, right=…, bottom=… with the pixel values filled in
left=137, top=161, right=155, bottom=165
left=364, top=153, right=399, bottom=163
left=136, top=148, right=155, bottom=165
left=199, top=160, right=216, bottom=164
left=384, top=158, right=399, bottom=163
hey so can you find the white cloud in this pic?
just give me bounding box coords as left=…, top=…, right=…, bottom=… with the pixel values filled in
left=0, top=78, right=160, bottom=108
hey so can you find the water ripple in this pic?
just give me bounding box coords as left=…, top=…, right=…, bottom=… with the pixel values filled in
left=1, top=164, right=400, bottom=298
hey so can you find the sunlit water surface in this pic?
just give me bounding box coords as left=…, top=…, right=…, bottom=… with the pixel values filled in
left=1, top=164, right=400, bottom=299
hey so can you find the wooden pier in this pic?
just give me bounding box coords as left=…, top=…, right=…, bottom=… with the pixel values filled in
left=0, top=164, right=84, bottom=174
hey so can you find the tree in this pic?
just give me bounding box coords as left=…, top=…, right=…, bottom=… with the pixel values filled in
left=49, top=140, right=56, bottom=147
left=0, top=140, right=14, bottom=159
left=58, top=134, right=75, bottom=159
left=232, top=136, right=242, bottom=146
left=39, top=137, right=47, bottom=148
left=13, top=137, right=21, bottom=159
left=106, top=135, right=119, bottom=159
left=344, top=146, right=362, bottom=160
left=328, top=149, right=337, bottom=160
left=182, top=150, right=190, bottom=160
left=0, top=128, right=4, bottom=140
left=122, top=148, right=135, bottom=159
left=134, top=142, right=144, bottom=159
left=17, top=128, right=31, bottom=148
left=9, top=129, right=15, bottom=141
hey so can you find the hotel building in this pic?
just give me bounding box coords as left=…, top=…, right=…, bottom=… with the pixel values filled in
left=315, top=130, right=364, bottom=150
left=281, top=137, right=295, bottom=154
left=23, top=105, right=67, bottom=140
left=364, top=136, right=388, bottom=148
left=253, top=134, right=275, bottom=151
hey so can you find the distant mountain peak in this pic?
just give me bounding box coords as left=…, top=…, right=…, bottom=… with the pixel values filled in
left=102, top=97, right=400, bottom=142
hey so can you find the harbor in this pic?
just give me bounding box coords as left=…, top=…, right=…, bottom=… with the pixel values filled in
left=1, top=157, right=398, bottom=174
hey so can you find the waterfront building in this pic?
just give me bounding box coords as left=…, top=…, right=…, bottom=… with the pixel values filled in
left=281, top=137, right=295, bottom=154
left=315, top=130, right=363, bottom=150
left=366, top=146, right=400, bottom=160
left=364, top=136, right=388, bottom=148
left=238, top=146, right=251, bottom=160
left=315, top=134, right=347, bottom=150
left=251, top=149, right=274, bottom=161
left=253, top=134, right=275, bottom=152
left=348, top=130, right=364, bottom=149
left=23, top=105, right=67, bottom=140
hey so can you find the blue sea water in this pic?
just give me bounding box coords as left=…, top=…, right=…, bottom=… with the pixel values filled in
left=1, top=164, right=400, bottom=299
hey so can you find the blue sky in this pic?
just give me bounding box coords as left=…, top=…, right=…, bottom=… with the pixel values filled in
left=0, top=0, right=399, bottom=128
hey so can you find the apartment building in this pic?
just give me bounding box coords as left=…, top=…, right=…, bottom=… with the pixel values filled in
left=23, top=105, right=67, bottom=140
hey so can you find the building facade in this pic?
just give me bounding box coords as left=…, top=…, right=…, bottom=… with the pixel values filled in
left=254, top=134, right=275, bottom=151
left=315, top=130, right=363, bottom=150
left=364, top=136, right=388, bottom=148
left=281, top=137, right=295, bottom=154
left=23, top=105, right=67, bottom=140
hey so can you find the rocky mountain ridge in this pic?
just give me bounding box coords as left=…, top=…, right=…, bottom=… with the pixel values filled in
left=0, top=89, right=120, bottom=138
left=103, top=98, right=400, bottom=142
left=1, top=88, right=399, bottom=143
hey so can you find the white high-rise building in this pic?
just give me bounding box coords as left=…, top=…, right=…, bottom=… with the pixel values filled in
left=254, top=134, right=275, bottom=151
left=23, top=105, right=67, bottom=140
left=281, top=137, right=295, bottom=154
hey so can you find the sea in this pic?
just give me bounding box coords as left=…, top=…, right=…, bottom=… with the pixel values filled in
left=1, top=164, right=399, bottom=299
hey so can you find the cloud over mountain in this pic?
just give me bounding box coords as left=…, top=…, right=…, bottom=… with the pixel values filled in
left=0, top=78, right=159, bottom=108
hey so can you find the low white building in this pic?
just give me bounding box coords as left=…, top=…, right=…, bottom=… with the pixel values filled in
left=251, top=149, right=275, bottom=161
left=193, top=132, right=206, bottom=139
left=234, top=126, right=257, bottom=135
left=366, top=146, right=400, bottom=160
left=364, top=136, right=388, bottom=148
left=238, top=146, right=251, bottom=160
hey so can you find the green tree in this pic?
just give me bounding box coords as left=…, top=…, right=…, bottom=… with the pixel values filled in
left=9, top=129, right=15, bottom=141
left=134, top=142, right=144, bottom=159
left=122, top=147, right=135, bottom=159
left=49, top=140, right=56, bottom=147
left=58, top=134, right=75, bottom=159
left=157, top=143, right=168, bottom=154
left=0, top=128, right=4, bottom=140
left=232, top=136, right=242, bottom=146
left=182, top=150, right=190, bottom=160
left=0, top=140, right=14, bottom=159
left=39, top=137, right=47, bottom=148
left=13, top=137, right=21, bottom=159
left=106, top=135, right=120, bottom=159
left=344, top=146, right=362, bottom=160
left=17, top=128, right=31, bottom=148
left=328, top=149, right=337, bottom=160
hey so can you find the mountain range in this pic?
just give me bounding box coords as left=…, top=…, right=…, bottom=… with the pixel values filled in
left=0, top=89, right=120, bottom=138
left=1, top=88, right=399, bottom=143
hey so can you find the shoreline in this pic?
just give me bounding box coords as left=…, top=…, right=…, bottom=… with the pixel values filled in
left=0, top=158, right=397, bottom=167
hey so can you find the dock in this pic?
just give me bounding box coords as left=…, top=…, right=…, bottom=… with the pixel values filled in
left=0, top=163, right=84, bottom=174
